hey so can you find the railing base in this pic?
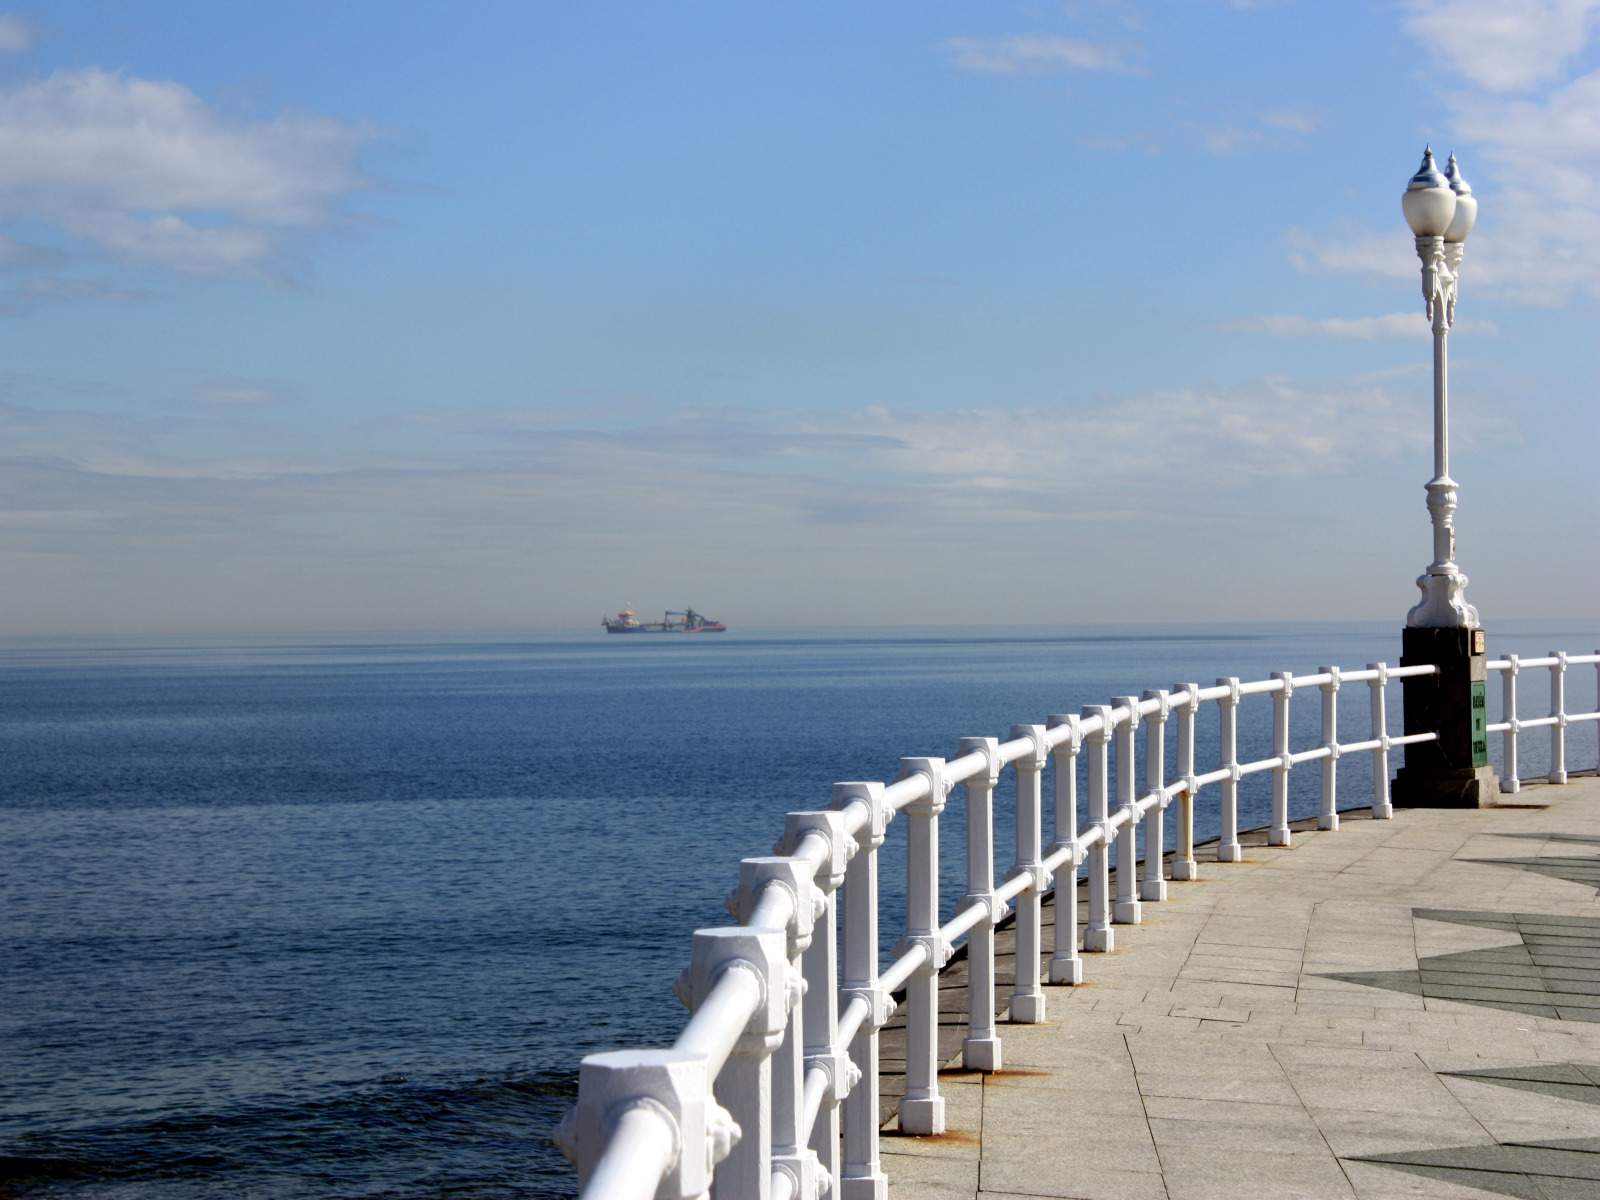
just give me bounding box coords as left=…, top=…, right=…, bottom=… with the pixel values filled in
left=1010, top=993, right=1047, bottom=1023
left=840, top=1173, right=889, bottom=1200
left=1171, top=861, right=1200, bottom=881
left=962, top=1036, right=1001, bottom=1072
left=898, top=1096, right=944, bottom=1136
left=1049, top=958, right=1084, bottom=984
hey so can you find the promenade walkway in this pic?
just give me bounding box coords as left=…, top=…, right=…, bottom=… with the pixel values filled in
left=882, top=777, right=1600, bottom=1200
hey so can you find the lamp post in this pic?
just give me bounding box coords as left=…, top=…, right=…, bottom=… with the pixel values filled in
left=1393, top=147, right=1497, bottom=808
left=1402, top=146, right=1477, bottom=629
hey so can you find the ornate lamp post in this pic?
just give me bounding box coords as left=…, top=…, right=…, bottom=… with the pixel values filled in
left=1393, top=147, right=1497, bottom=807
left=1402, top=146, right=1478, bottom=628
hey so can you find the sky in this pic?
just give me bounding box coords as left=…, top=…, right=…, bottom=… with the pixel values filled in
left=1, top=0, right=1595, bottom=635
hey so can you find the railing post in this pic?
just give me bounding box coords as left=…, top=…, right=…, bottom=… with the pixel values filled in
left=1140, top=690, right=1170, bottom=902
left=780, top=811, right=853, bottom=1200
left=1501, top=654, right=1520, bottom=793
left=738, top=857, right=819, bottom=1200
left=1369, top=663, right=1393, bottom=819
left=1111, top=697, right=1142, bottom=924
left=805, top=886, right=841, bottom=1192
left=1270, top=672, right=1294, bottom=846
left=894, top=757, right=949, bottom=1136
left=957, top=736, right=1003, bottom=1072
left=1082, top=706, right=1115, bottom=952
left=1549, top=651, right=1568, bottom=784
left=1171, top=685, right=1200, bottom=881
left=830, top=784, right=889, bottom=1200
left=1008, top=725, right=1049, bottom=1023
left=1217, top=679, right=1244, bottom=862
left=696, top=925, right=792, bottom=1200
left=1318, top=667, right=1340, bottom=830
left=1046, top=713, right=1084, bottom=983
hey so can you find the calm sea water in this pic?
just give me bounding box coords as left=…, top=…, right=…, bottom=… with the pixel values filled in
left=3, top=621, right=1596, bottom=1199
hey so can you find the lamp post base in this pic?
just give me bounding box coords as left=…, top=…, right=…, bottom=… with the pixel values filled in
left=1392, top=763, right=1499, bottom=808
left=1391, top=626, right=1500, bottom=808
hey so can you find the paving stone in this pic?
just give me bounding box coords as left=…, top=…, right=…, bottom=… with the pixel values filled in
left=1340, top=1155, right=1544, bottom=1199
left=978, top=1164, right=1170, bottom=1200
left=1155, top=1143, right=1357, bottom=1199
left=1147, top=1113, right=1330, bottom=1156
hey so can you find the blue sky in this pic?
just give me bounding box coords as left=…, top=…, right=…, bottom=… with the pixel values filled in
left=1, top=1, right=1595, bottom=633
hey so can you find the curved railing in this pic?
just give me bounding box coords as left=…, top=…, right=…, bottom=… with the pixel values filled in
left=554, top=652, right=1595, bottom=1200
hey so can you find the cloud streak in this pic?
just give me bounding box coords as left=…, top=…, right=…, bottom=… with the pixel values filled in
left=1211, top=312, right=1497, bottom=338
left=943, top=34, right=1141, bottom=76
left=0, top=369, right=1525, bottom=632
left=3, top=374, right=1446, bottom=513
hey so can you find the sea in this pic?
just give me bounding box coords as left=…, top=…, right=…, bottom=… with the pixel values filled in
left=3, top=620, right=1596, bottom=1199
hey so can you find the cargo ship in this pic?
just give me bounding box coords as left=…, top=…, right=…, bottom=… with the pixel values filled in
left=602, top=607, right=726, bottom=633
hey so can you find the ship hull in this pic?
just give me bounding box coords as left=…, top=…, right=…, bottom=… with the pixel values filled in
left=603, top=624, right=726, bottom=633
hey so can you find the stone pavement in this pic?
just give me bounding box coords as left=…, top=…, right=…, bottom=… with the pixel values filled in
left=880, top=776, right=1600, bottom=1200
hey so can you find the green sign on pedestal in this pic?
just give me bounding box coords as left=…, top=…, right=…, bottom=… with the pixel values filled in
left=1470, top=680, right=1488, bottom=766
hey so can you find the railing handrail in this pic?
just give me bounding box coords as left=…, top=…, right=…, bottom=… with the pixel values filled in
left=557, top=646, right=1598, bottom=1200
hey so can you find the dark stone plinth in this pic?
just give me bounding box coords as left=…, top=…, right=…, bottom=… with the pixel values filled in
left=1392, top=626, right=1500, bottom=808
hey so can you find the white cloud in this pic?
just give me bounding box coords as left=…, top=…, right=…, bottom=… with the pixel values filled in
left=1203, top=126, right=1262, bottom=154
left=1200, top=111, right=1319, bottom=155
left=1445, top=69, right=1600, bottom=302
left=789, top=379, right=1438, bottom=495
left=1081, top=129, right=1158, bottom=152
left=181, top=380, right=290, bottom=410
left=1283, top=223, right=1417, bottom=281
left=1212, top=312, right=1497, bottom=338
left=0, top=233, right=65, bottom=272
left=0, top=274, right=148, bottom=315
left=943, top=34, right=1140, bottom=76
left=1261, top=110, right=1320, bottom=133
left=0, top=12, right=37, bottom=54
left=1404, top=0, right=1600, bottom=91
left=0, top=67, right=382, bottom=280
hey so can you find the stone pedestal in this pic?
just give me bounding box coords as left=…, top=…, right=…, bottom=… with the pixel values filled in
left=1392, top=626, right=1499, bottom=807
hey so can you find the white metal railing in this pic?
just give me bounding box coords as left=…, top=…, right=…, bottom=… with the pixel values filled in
left=555, top=653, right=1596, bottom=1200
left=1488, top=651, right=1600, bottom=792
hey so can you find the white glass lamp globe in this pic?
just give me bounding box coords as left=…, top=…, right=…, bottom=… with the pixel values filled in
left=1402, top=146, right=1456, bottom=237
left=1443, top=153, right=1477, bottom=243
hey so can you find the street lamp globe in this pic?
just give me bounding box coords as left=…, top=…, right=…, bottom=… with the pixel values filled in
left=1443, top=153, right=1476, bottom=243
left=1402, top=146, right=1456, bottom=237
